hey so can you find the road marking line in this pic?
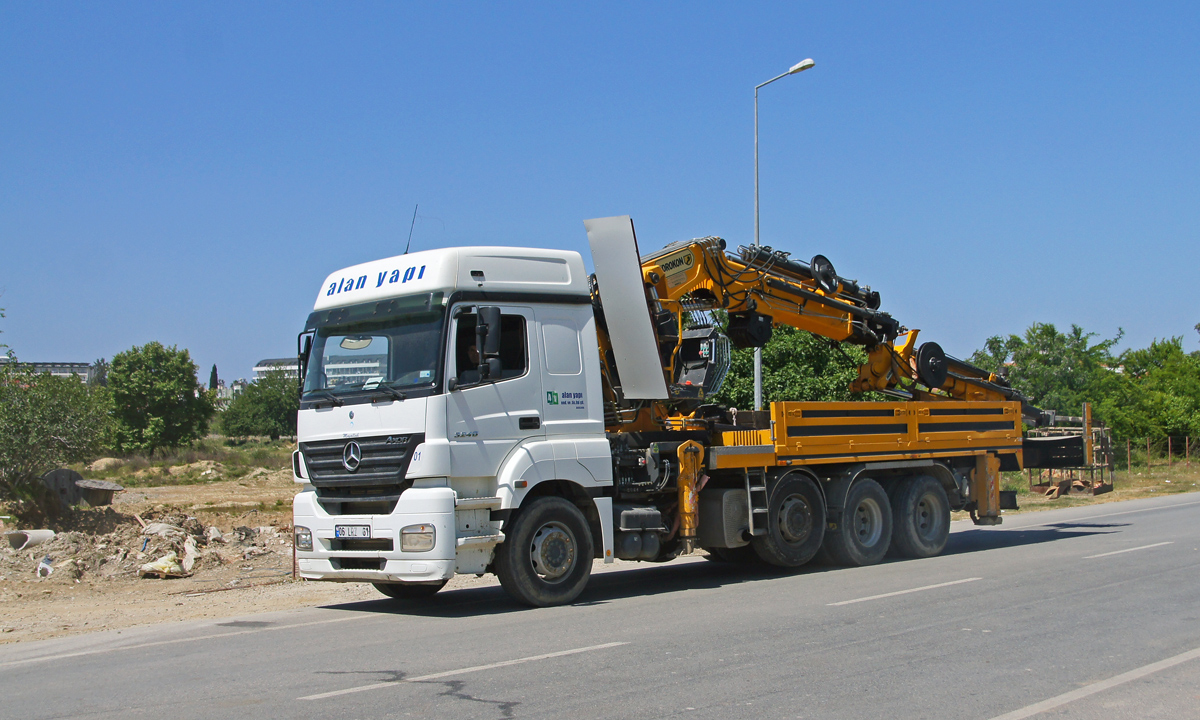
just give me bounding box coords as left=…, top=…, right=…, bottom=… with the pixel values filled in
left=827, top=577, right=981, bottom=606
left=989, top=645, right=1200, bottom=720
left=1084, top=541, right=1173, bottom=559
left=298, top=641, right=629, bottom=701
left=0, top=615, right=362, bottom=670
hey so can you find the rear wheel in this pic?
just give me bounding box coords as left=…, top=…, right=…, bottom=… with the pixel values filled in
left=751, top=474, right=825, bottom=568
left=373, top=579, right=448, bottom=600
left=890, top=475, right=950, bottom=558
left=493, top=496, right=594, bottom=607
left=821, top=478, right=892, bottom=566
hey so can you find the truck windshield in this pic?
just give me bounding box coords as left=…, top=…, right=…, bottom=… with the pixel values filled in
left=302, top=293, right=445, bottom=397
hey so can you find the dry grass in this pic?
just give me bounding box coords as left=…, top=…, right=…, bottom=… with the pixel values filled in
left=72, top=438, right=294, bottom=488
left=995, top=462, right=1200, bottom=515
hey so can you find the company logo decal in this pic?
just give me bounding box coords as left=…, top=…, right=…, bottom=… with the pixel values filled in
left=342, top=441, right=362, bottom=472
left=326, top=264, right=428, bottom=297
left=658, top=249, right=696, bottom=289
left=547, top=391, right=585, bottom=410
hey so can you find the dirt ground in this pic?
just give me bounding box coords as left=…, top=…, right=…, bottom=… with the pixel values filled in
left=3, top=462, right=1198, bottom=646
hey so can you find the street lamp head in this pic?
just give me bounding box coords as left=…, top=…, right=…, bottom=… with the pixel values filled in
left=789, top=58, right=815, bottom=74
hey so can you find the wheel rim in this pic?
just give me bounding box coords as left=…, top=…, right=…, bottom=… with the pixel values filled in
left=529, top=521, right=576, bottom=583
left=778, top=493, right=814, bottom=544
left=914, top=492, right=945, bottom=541
left=853, top=497, right=884, bottom=547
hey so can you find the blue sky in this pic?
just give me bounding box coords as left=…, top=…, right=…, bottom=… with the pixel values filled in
left=2, top=3, right=1198, bottom=381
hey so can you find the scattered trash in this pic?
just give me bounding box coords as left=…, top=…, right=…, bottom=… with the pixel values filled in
left=242, top=546, right=269, bottom=559
left=5, top=529, right=56, bottom=551
left=205, top=526, right=225, bottom=543
left=141, top=538, right=149, bottom=552
left=143, top=523, right=185, bottom=539
left=181, top=537, right=200, bottom=574
left=139, top=551, right=186, bottom=579
left=37, top=555, right=54, bottom=578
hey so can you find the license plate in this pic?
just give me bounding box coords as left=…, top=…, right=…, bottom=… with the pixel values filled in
left=334, top=525, right=371, bottom=539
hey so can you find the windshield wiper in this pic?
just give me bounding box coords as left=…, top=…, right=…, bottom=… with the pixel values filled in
left=308, top=389, right=344, bottom=407
left=370, top=384, right=407, bottom=402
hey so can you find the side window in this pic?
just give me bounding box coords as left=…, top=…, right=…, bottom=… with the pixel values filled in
left=454, top=312, right=528, bottom=383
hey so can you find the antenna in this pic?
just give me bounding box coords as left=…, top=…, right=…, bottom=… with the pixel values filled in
left=404, top=204, right=418, bottom=255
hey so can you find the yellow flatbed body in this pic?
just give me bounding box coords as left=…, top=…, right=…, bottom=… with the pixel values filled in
left=709, top=400, right=1024, bottom=471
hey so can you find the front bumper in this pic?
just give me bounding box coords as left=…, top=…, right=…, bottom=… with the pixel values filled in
left=294, top=486, right=457, bottom=584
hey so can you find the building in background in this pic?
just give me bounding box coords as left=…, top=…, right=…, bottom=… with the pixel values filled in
left=0, top=356, right=96, bottom=383
left=253, top=357, right=299, bottom=380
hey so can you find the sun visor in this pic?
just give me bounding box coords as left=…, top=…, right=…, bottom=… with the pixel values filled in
left=584, top=216, right=669, bottom=400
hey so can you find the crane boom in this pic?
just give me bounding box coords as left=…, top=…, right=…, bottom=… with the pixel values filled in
left=593, top=236, right=1047, bottom=430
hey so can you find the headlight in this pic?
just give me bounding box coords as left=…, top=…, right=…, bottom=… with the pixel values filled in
left=401, top=523, right=435, bottom=552
left=294, top=526, right=313, bottom=551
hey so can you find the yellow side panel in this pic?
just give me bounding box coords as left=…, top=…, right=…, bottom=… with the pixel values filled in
left=773, top=401, right=1021, bottom=463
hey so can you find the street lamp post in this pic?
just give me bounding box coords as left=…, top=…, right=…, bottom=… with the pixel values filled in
left=754, top=58, right=815, bottom=412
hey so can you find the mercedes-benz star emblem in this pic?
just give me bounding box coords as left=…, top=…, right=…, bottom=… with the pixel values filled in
left=342, top=441, right=362, bottom=472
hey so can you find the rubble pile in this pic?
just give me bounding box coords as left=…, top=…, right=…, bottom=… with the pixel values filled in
left=0, top=505, right=293, bottom=587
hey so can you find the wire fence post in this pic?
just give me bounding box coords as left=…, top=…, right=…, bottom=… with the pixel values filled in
left=1147, top=437, right=1151, bottom=471
left=1126, top=438, right=1132, bottom=475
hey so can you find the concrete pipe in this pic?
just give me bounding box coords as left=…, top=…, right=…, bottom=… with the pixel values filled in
left=5, top=529, right=56, bottom=551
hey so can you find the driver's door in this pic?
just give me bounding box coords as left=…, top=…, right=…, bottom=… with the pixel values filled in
left=445, top=306, right=544, bottom=479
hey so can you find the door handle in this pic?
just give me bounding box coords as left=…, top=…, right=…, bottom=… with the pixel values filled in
left=519, top=416, right=541, bottom=430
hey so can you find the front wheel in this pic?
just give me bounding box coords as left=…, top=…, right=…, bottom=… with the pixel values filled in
left=493, top=496, right=594, bottom=607
left=821, top=478, right=892, bottom=567
left=373, top=579, right=448, bottom=600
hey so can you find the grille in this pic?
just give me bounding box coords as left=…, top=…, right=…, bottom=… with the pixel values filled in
left=300, top=433, right=423, bottom=487
left=300, top=434, right=424, bottom=515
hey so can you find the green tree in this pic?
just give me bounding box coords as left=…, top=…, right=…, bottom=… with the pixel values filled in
left=1120, top=337, right=1200, bottom=437
left=969, top=323, right=1123, bottom=415
left=966, top=323, right=1198, bottom=439
left=713, top=325, right=870, bottom=409
left=219, top=369, right=299, bottom=440
left=209, top=364, right=219, bottom=391
left=0, top=363, right=110, bottom=515
left=89, top=357, right=109, bottom=387
left=108, top=342, right=215, bottom=454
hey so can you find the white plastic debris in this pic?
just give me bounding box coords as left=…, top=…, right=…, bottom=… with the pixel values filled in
left=205, top=526, right=225, bottom=543
left=138, top=551, right=186, bottom=578
left=36, top=555, right=54, bottom=577
left=142, top=523, right=185, bottom=539
left=181, top=537, right=200, bottom=574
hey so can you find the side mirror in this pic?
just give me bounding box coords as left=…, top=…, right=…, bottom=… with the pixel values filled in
left=446, top=376, right=458, bottom=392
left=296, top=331, right=314, bottom=398
left=480, top=357, right=502, bottom=380
left=476, top=306, right=502, bottom=358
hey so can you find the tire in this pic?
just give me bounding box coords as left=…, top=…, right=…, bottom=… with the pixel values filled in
left=821, top=478, right=892, bottom=566
left=493, top=496, right=594, bottom=607
left=751, top=474, right=825, bottom=568
left=889, top=475, right=950, bottom=558
left=373, top=579, right=448, bottom=600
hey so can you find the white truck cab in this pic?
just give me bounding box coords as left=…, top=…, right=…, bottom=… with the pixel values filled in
left=292, top=246, right=616, bottom=605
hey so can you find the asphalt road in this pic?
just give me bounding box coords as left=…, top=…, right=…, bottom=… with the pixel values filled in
left=3, top=493, right=1199, bottom=720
